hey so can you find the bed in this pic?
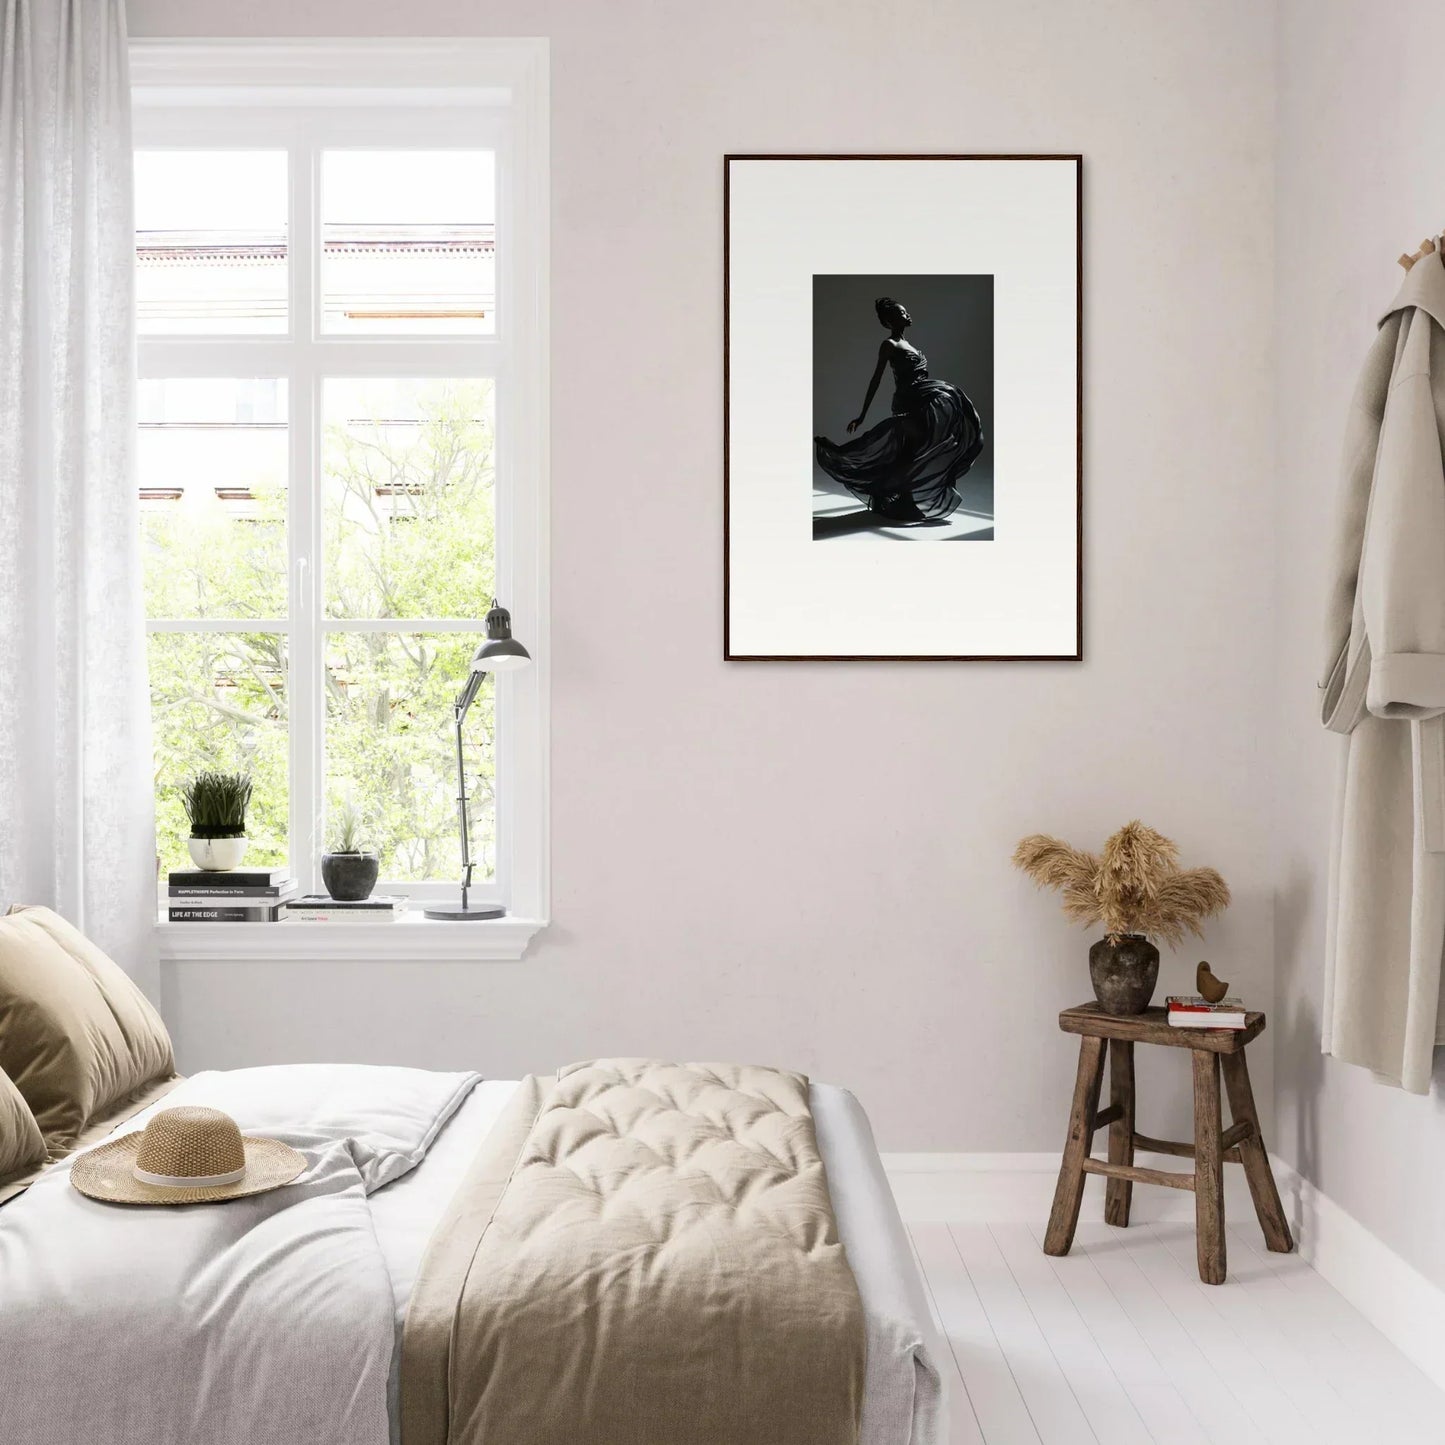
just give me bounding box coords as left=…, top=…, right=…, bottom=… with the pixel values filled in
left=0, top=1069, right=947, bottom=1439
left=0, top=909, right=944, bottom=1445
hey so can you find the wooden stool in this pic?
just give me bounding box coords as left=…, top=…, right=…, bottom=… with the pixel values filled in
left=1043, top=1002, right=1292, bottom=1284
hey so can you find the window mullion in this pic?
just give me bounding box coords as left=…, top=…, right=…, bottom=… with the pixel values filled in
left=319, top=618, right=482, bottom=633
left=289, top=132, right=321, bottom=897
left=137, top=341, right=504, bottom=379
left=146, top=619, right=292, bottom=633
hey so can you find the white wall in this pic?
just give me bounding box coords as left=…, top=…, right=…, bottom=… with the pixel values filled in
left=130, top=0, right=1277, bottom=1152
left=1273, top=0, right=1445, bottom=1292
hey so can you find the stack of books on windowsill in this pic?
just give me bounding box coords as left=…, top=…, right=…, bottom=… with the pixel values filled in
left=1166, top=995, right=1249, bottom=1030
left=166, top=867, right=297, bottom=923
left=282, top=894, right=409, bottom=924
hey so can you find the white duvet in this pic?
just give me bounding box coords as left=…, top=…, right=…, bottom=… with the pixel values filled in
left=0, top=1065, right=477, bottom=1445
left=0, top=1066, right=944, bottom=1445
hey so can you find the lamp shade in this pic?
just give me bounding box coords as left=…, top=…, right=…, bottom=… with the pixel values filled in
left=470, top=599, right=532, bottom=674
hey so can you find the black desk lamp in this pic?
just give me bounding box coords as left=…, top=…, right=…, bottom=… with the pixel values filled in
left=424, top=599, right=530, bottom=920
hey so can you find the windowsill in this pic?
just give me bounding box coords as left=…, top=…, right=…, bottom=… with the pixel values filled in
left=155, top=912, right=546, bottom=962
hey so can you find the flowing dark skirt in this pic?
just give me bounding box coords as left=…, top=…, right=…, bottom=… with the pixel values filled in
left=814, top=380, right=984, bottom=522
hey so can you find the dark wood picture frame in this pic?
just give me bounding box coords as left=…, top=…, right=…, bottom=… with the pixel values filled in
left=723, top=153, right=1083, bottom=662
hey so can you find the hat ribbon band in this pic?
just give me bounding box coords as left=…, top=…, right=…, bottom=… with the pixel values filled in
left=133, top=1164, right=246, bottom=1188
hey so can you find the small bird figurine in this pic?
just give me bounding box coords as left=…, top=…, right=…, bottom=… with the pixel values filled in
left=1196, top=961, right=1229, bottom=1004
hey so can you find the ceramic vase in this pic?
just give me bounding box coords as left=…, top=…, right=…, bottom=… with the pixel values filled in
left=187, top=836, right=249, bottom=872
left=320, top=852, right=380, bottom=902
left=1088, top=934, right=1160, bottom=1015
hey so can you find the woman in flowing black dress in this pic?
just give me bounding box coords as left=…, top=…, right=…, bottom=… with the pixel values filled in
left=814, top=296, right=984, bottom=524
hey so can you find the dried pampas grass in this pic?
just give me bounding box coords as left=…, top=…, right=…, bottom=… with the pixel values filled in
left=1012, top=820, right=1230, bottom=947
left=1011, top=835, right=1102, bottom=927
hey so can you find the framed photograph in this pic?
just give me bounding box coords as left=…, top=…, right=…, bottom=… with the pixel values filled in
left=724, top=155, right=1082, bottom=660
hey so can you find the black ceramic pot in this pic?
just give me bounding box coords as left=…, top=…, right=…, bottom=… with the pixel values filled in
left=1088, top=934, right=1160, bottom=1015
left=320, top=851, right=380, bottom=902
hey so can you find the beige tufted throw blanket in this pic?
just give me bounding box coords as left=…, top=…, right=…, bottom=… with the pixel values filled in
left=400, top=1060, right=866, bottom=1445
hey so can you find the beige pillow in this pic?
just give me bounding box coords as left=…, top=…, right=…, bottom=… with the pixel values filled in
left=0, top=1064, right=46, bottom=1187
left=0, top=906, right=175, bottom=1151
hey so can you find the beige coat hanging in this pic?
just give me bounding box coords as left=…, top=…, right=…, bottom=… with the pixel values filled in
left=1321, top=247, right=1445, bottom=1093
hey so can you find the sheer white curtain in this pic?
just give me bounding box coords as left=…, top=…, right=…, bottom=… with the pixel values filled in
left=0, top=0, right=157, bottom=995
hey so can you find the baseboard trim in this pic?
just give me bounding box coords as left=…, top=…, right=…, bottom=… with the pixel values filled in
left=883, top=1151, right=1061, bottom=1173
left=881, top=1151, right=1445, bottom=1395
left=881, top=1150, right=1255, bottom=1224
left=1270, top=1156, right=1445, bottom=1395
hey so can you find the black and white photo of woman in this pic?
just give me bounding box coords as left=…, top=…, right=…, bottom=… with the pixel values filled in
left=812, top=274, right=994, bottom=541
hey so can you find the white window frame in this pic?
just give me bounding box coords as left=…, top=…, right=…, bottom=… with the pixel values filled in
left=132, top=40, right=549, bottom=961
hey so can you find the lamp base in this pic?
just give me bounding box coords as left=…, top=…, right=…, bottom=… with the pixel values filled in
left=423, top=902, right=506, bottom=921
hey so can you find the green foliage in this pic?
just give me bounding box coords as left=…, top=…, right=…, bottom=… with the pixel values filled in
left=146, top=380, right=497, bottom=879
left=323, top=630, right=491, bottom=880
left=323, top=379, right=496, bottom=621
left=142, top=480, right=286, bottom=622
left=150, top=632, right=288, bottom=870
left=181, top=770, right=253, bottom=838
left=328, top=800, right=370, bottom=856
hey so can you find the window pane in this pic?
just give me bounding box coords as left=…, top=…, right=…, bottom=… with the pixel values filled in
left=135, top=151, right=287, bottom=334
left=324, top=632, right=492, bottom=883
left=321, top=151, right=495, bottom=335
left=140, top=379, right=288, bottom=621
left=323, top=378, right=494, bottom=620
left=149, top=632, right=289, bottom=874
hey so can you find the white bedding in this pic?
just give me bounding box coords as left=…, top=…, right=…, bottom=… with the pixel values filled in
left=0, top=1065, right=479, bottom=1445
left=0, top=1068, right=944, bottom=1445
left=369, top=1080, right=946, bottom=1445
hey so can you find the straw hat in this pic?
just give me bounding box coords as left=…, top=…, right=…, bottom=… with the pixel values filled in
left=70, top=1106, right=306, bottom=1205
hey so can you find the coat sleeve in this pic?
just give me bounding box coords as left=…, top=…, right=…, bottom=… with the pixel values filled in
left=1361, top=315, right=1445, bottom=720
left=1320, top=323, right=1396, bottom=732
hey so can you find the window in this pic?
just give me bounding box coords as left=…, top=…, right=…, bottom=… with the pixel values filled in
left=131, top=42, right=549, bottom=950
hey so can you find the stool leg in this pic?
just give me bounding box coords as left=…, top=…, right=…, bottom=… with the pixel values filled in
left=1221, top=1051, right=1294, bottom=1254
left=1104, top=1039, right=1135, bottom=1228
left=1045, top=1035, right=1105, bottom=1257
left=1192, top=1049, right=1227, bottom=1284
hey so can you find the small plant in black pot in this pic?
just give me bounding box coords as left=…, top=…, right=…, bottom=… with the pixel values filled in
left=321, top=804, right=380, bottom=902
left=182, top=771, right=253, bottom=872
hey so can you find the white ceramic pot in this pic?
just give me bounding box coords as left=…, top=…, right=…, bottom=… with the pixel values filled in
left=187, top=836, right=249, bottom=871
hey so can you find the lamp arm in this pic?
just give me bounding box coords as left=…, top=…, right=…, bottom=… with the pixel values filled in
left=455, top=668, right=485, bottom=720
left=453, top=699, right=474, bottom=910
left=425, top=638, right=516, bottom=921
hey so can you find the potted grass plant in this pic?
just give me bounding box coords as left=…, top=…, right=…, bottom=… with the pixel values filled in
left=182, top=771, right=254, bottom=872
left=321, top=802, right=380, bottom=902
left=1012, top=820, right=1231, bottom=1015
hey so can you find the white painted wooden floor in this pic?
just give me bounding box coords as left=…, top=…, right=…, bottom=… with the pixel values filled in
left=908, top=1218, right=1445, bottom=1445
